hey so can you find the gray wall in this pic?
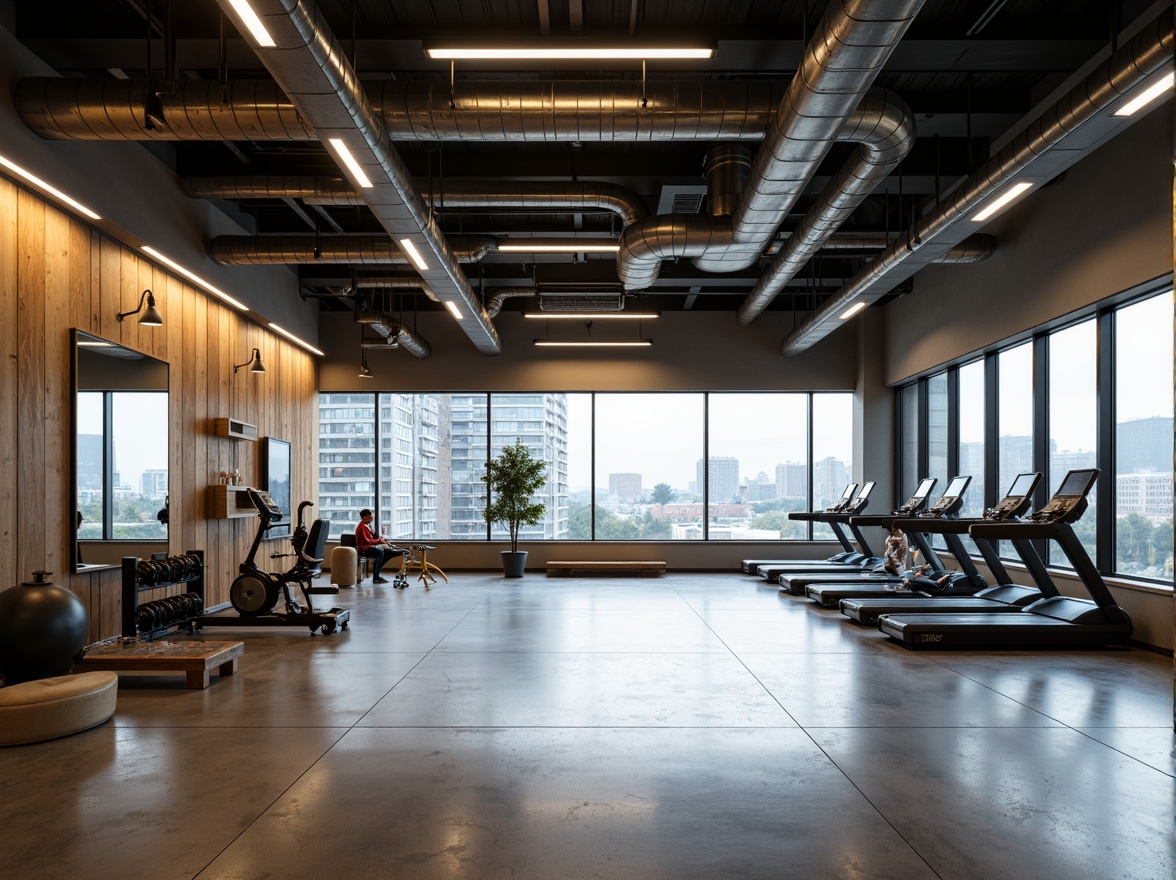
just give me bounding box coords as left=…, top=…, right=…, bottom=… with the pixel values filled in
left=883, top=104, right=1172, bottom=384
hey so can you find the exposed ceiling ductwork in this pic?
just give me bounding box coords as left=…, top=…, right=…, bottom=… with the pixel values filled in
left=210, top=0, right=501, bottom=354
left=780, top=6, right=1174, bottom=355
left=209, top=235, right=493, bottom=266
left=182, top=177, right=649, bottom=228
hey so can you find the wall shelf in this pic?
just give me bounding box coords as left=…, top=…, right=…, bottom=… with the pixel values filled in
left=209, top=484, right=257, bottom=519
left=214, top=417, right=257, bottom=441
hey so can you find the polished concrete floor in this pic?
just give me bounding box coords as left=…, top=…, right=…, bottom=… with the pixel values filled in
left=2, top=573, right=1173, bottom=879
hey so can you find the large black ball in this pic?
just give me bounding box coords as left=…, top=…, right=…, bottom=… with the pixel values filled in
left=0, top=574, right=89, bottom=685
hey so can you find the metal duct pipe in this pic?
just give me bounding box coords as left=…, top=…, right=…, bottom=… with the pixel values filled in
left=17, top=78, right=787, bottom=142
left=736, top=88, right=916, bottom=324
left=324, top=286, right=433, bottom=357
left=350, top=277, right=441, bottom=302
left=216, top=0, right=500, bottom=354
left=774, top=232, right=995, bottom=260
left=780, top=8, right=1174, bottom=356
left=209, top=235, right=492, bottom=266
left=485, top=288, right=539, bottom=318
left=182, top=177, right=649, bottom=228
left=732, top=0, right=927, bottom=244
left=617, top=87, right=917, bottom=288
left=703, top=146, right=753, bottom=217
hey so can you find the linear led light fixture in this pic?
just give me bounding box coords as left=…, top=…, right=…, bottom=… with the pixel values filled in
left=0, top=154, right=100, bottom=220
left=268, top=323, right=325, bottom=357
left=498, top=240, right=619, bottom=253
left=524, top=312, right=660, bottom=320
left=398, top=238, right=429, bottom=271
left=425, top=43, right=714, bottom=61
left=140, top=246, right=249, bottom=311
left=227, top=0, right=276, bottom=47
left=326, top=138, right=374, bottom=189
left=970, top=181, right=1033, bottom=222
left=534, top=339, right=653, bottom=347
left=1114, top=71, right=1175, bottom=116
left=444, top=301, right=463, bottom=321
left=839, top=301, right=868, bottom=320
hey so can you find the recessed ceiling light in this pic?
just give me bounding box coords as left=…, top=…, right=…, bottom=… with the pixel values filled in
left=534, top=339, right=653, bottom=347
left=445, top=301, right=463, bottom=320
left=326, top=138, right=374, bottom=189
left=497, top=241, right=620, bottom=253
left=839, top=301, right=868, bottom=320
left=140, top=246, right=249, bottom=311
left=268, top=323, right=325, bottom=356
left=227, top=0, right=276, bottom=48
left=970, top=181, right=1033, bottom=222
left=1113, top=71, right=1174, bottom=116
left=524, top=312, right=659, bottom=319
left=398, top=238, right=429, bottom=271
left=425, top=44, right=714, bottom=61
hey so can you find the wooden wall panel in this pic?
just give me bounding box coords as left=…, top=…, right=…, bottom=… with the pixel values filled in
left=0, top=182, right=319, bottom=639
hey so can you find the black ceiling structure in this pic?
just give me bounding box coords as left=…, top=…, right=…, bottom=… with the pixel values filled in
left=7, top=0, right=1167, bottom=341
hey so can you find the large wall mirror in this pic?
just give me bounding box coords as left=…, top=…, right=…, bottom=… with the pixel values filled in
left=71, top=330, right=169, bottom=571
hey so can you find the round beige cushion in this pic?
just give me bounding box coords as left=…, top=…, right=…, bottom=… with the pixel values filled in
left=0, top=671, right=118, bottom=747
left=330, top=545, right=358, bottom=587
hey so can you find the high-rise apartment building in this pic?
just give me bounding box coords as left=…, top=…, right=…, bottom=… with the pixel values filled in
left=698, top=456, right=740, bottom=505
left=775, top=462, right=807, bottom=499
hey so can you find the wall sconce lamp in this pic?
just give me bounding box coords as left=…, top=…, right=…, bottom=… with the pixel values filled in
left=234, top=348, right=266, bottom=374
left=115, top=289, right=163, bottom=326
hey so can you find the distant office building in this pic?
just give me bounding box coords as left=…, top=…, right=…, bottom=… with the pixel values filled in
left=698, top=456, right=740, bottom=504
left=653, top=502, right=747, bottom=521
left=1117, top=472, right=1173, bottom=519
left=77, top=433, right=103, bottom=492
left=998, top=434, right=1034, bottom=479
left=140, top=469, right=168, bottom=497
left=1117, top=416, right=1173, bottom=475
left=959, top=441, right=986, bottom=481
left=1051, top=447, right=1097, bottom=480
left=742, top=472, right=776, bottom=502
left=775, top=461, right=807, bottom=499
left=609, top=472, right=643, bottom=503
left=812, top=456, right=850, bottom=508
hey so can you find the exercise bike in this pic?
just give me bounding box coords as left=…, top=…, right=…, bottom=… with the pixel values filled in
left=201, top=490, right=350, bottom=635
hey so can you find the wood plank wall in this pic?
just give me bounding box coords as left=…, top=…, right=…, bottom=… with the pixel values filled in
left=0, top=178, right=319, bottom=642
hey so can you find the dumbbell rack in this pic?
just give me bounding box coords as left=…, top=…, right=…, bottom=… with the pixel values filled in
left=120, top=549, right=206, bottom=641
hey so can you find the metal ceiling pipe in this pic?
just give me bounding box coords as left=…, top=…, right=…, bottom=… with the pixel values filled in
left=617, top=87, right=916, bottom=288
left=732, top=0, right=927, bottom=244
left=322, top=286, right=433, bottom=357
left=351, top=276, right=440, bottom=302
left=16, top=78, right=786, bottom=142
left=774, top=232, right=995, bottom=259
left=780, top=8, right=1174, bottom=356
left=214, top=0, right=500, bottom=355
left=703, top=146, right=753, bottom=218
left=183, top=177, right=649, bottom=228
left=736, top=87, right=916, bottom=324
left=484, top=288, right=539, bottom=318
left=209, top=235, right=492, bottom=266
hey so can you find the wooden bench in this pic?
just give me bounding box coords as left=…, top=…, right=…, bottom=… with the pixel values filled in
left=546, top=560, right=667, bottom=578
left=75, top=640, right=244, bottom=689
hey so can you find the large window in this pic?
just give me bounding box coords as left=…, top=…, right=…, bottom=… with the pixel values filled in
left=1114, top=294, right=1173, bottom=577
left=1047, top=319, right=1097, bottom=565
left=926, top=372, right=949, bottom=548
left=895, top=286, right=1172, bottom=588
left=899, top=383, right=919, bottom=501
left=709, top=394, right=809, bottom=540
left=320, top=392, right=853, bottom=542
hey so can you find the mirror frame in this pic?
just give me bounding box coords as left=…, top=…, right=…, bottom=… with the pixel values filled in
left=70, top=329, right=170, bottom=572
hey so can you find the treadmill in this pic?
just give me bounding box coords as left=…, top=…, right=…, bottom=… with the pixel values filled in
left=756, top=482, right=879, bottom=582
left=878, top=468, right=1132, bottom=649
left=740, top=483, right=858, bottom=574
left=839, top=472, right=1044, bottom=624
left=785, top=476, right=973, bottom=598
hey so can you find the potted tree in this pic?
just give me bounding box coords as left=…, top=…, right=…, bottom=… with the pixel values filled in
left=482, top=439, right=547, bottom=577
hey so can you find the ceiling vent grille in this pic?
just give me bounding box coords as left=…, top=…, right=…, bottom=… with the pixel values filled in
left=656, top=185, right=707, bottom=215
left=539, top=294, right=625, bottom=312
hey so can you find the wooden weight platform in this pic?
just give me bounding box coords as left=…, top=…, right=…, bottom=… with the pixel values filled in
left=76, top=640, right=244, bottom=689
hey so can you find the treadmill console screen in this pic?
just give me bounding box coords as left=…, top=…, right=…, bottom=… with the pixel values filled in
left=893, top=478, right=937, bottom=515
left=844, top=481, right=876, bottom=514
left=983, top=472, right=1041, bottom=521
left=922, top=475, right=971, bottom=517
left=1026, top=469, right=1099, bottom=523
left=825, top=483, right=858, bottom=511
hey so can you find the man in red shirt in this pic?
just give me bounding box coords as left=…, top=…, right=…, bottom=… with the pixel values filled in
left=355, top=509, right=403, bottom=584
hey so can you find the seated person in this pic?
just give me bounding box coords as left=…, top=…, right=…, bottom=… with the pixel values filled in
left=355, top=509, right=403, bottom=584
